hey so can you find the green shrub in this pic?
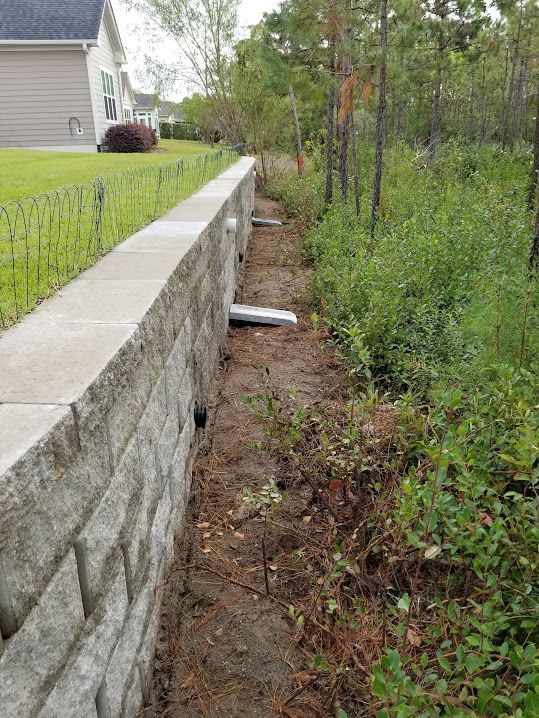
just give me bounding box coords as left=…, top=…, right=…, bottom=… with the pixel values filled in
left=160, top=121, right=173, bottom=139
left=289, top=143, right=535, bottom=394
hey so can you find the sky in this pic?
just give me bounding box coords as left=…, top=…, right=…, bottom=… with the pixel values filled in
left=111, top=0, right=282, bottom=100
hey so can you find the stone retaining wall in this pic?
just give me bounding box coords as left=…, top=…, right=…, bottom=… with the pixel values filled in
left=0, top=157, right=255, bottom=717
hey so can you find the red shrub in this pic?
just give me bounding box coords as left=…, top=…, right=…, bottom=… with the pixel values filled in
left=104, top=123, right=154, bottom=153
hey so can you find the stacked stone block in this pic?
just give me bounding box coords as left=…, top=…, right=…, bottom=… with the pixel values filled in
left=0, top=158, right=255, bottom=717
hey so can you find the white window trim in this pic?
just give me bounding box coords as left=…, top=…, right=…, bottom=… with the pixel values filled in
left=100, top=66, right=118, bottom=124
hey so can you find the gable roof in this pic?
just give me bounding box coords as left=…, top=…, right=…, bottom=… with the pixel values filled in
left=121, top=71, right=136, bottom=101
left=134, top=92, right=160, bottom=111
left=0, top=0, right=106, bottom=42
left=159, top=102, right=184, bottom=122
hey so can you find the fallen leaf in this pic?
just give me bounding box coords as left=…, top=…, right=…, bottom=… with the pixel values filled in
left=215, top=627, right=224, bottom=637
left=197, top=522, right=210, bottom=530
left=329, top=480, right=344, bottom=493
left=201, top=545, right=212, bottom=554
left=480, top=512, right=493, bottom=526
left=234, top=531, right=245, bottom=540
left=203, top=532, right=211, bottom=539
left=407, top=628, right=421, bottom=647
left=303, top=515, right=313, bottom=524
left=424, top=546, right=442, bottom=560
left=269, top=565, right=278, bottom=571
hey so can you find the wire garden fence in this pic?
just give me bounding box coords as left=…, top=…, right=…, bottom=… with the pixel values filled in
left=0, top=148, right=237, bottom=329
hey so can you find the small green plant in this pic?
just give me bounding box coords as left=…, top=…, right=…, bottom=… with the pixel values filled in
left=243, top=476, right=283, bottom=595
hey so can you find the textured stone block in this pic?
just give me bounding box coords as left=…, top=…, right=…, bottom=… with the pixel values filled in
left=138, top=289, right=176, bottom=385
left=0, top=322, right=140, bottom=408
left=164, top=327, right=187, bottom=420
left=0, top=404, right=78, bottom=550
left=76, top=437, right=142, bottom=612
left=38, top=563, right=129, bottom=718
left=136, top=374, right=169, bottom=506
left=177, top=366, right=195, bottom=433
left=157, top=411, right=180, bottom=489
left=103, top=579, right=155, bottom=718
left=151, top=484, right=173, bottom=565
left=124, top=474, right=156, bottom=597
left=121, top=668, right=143, bottom=718
left=0, top=550, right=85, bottom=718
left=0, top=422, right=110, bottom=629
left=169, top=423, right=191, bottom=517
left=106, top=355, right=152, bottom=470
left=137, top=588, right=162, bottom=703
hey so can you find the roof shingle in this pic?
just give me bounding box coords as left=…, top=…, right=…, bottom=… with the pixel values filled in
left=0, top=0, right=106, bottom=42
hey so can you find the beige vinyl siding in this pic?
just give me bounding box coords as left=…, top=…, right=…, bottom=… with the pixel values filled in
left=0, top=49, right=96, bottom=148
left=89, top=16, right=124, bottom=143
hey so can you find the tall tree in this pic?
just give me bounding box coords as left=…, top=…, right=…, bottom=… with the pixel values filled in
left=529, top=83, right=539, bottom=212
left=422, top=0, right=486, bottom=159
left=371, top=0, right=388, bottom=234
left=125, top=0, right=244, bottom=141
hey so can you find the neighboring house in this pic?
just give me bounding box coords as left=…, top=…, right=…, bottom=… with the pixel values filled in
left=159, top=101, right=184, bottom=125
left=121, top=71, right=136, bottom=122
left=133, top=93, right=160, bottom=136
left=0, top=0, right=127, bottom=152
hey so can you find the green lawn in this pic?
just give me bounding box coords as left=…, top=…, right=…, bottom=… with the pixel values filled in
left=0, top=143, right=235, bottom=328
left=0, top=139, right=211, bottom=204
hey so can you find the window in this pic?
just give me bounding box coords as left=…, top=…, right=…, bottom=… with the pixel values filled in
left=101, top=69, right=117, bottom=122
left=124, top=108, right=132, bottom=121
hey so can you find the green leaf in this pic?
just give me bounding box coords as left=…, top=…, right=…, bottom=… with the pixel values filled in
left=372, top=664, right=388, bottom=699
left=397, top=593, right=410, bottom=612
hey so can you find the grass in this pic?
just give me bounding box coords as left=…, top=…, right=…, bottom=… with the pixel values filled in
left=0, top=145, right=235, bottom=327
left=0, top=139, right=211, bottom=204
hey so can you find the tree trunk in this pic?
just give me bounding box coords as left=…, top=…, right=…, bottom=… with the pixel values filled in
left=528, top=84, right=539, bottom=211
left=429, top=57, right=442, bottom=160
left=338, top=111, right=351, bottom=201
left=325, top=64, right=337, bottom=204
left=351, top=107, right=360, bottom=220
left=510, top=56, right=525, bottom=150
left=338, top=22, right=352, bottom=202
left=498, top=46, right=509, bottom=142
left=370, top=0, right=388, bottom=235
left=502, top=1, right=523, bottom=150
left=530, top=191, right=539, bottom=274
left=288, top=85, right=304, bottom=176
left=479, top=60, right=487, bottom=144
left=467, top=70, right=476, bottom=143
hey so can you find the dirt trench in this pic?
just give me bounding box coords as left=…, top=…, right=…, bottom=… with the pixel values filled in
left=147, top=195, right=348, bottom=718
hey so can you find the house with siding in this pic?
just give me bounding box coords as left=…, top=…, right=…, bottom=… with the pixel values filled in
left=121, top=71, right=136, bottom=122
left=133, top=92, right=160, bottom=135
left=0, top=0, right=127, bottom=152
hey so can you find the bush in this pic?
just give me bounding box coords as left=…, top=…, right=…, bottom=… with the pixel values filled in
left=172, top=122, right=202, bottom=141
left=104, top=123, right=154, bottom=153
left=160, top=122, right=173, bottom=139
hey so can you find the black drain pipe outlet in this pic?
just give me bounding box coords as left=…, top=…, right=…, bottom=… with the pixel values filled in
left=194, top=403, right=208, bottom=429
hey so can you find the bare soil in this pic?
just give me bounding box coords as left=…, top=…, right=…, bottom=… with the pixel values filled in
left=147, top=195, right=350, bottom=718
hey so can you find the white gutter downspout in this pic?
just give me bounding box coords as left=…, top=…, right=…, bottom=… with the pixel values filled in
left=84, top=43, right=102, bottom=151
